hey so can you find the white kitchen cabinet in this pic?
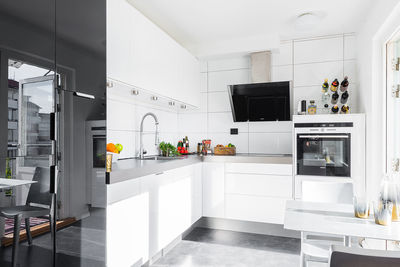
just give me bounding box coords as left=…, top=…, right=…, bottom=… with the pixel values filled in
left=191, top=163, right=203, bottom=223
left=225, top=163, right=292, bottom=176
left=107, top=0, right=200, bottom=107
left=224, top=163, right=293, bottom=224
left=107, top=177, right=149, bottom=267
left=140, top=164, right=202, bottom=261
left=225, top=194, right=288, bottom=224
left=202, top=162, right=225, bottom=218
left=225, top=173, right=292, bottom=198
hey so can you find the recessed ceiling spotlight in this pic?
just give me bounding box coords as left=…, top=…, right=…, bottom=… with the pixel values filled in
left=295, top=12, right=321, bottom=31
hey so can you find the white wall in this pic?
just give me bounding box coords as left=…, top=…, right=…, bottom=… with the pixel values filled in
left=107, top=85, right=180, bottom=158
left=178, top=34, right=357, bottom=154
left=356, top=1, right=400, bottom=198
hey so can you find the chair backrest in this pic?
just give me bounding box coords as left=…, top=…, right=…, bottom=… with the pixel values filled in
left=26, top=167, right=52, bottom=208
left=302, top=180, right=353, bottom=204
left=329, top=245, right=400, bottom=267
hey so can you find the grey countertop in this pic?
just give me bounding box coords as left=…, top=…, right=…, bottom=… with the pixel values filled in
left=109, top=153, right=292, bottom=184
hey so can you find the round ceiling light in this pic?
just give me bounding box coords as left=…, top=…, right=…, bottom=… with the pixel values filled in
left=295, top=12, right=321, bottom=31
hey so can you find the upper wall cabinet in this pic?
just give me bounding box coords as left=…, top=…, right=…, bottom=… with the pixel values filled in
left=107, top=0, right=200, bottom=107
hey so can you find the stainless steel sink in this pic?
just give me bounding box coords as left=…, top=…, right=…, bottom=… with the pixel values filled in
left=140, top=156, right=184, bottom=161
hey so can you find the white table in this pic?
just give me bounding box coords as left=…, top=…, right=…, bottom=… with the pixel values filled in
left=284, top=200, right=400, bottom=245
left=0, top=178, right=36, bottom=190
left=0, top=178, right=37, bottom=237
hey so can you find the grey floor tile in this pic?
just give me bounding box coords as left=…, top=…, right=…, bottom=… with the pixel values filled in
left=152, top=228, right=301, bottom=267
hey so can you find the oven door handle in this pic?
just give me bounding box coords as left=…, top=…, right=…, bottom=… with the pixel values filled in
left=298, top=135, right=349, bottom=139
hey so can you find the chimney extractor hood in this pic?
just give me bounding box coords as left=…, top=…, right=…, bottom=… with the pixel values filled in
left=228, top=81, right=291, bottom=122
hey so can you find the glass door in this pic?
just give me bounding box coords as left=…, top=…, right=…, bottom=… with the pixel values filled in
left=297, top=133, right=351, bottom=177
left=386, top=36, right=400, bottom=172
left=18, top=76, right=55, bottom=164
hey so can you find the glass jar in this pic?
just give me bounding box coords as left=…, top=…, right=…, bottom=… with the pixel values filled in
left=308, top=100, right=317, bottom=115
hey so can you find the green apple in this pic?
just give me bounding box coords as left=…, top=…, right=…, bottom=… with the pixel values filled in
left=115, top=143, right=123, bottom=152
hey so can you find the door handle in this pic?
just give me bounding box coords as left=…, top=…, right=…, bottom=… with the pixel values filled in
left=298, top=135, right=349, bottom=139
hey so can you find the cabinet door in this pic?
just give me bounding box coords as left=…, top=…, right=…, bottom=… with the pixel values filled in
left=157, top=170, right=192, bottom=249
left=202, top=163, right=225, bottom=218
left=106, top=0, right=134, bottom=84
left=107, top=177, right=148, bottom=267
left=191, top=163, right=203, bottom=223
left=225, top=194, right=288, bottom=224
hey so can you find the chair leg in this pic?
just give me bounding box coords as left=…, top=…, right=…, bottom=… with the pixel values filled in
left=12, top=215, right=22, bottom=267
left=25, top=218, right=32, bottom=245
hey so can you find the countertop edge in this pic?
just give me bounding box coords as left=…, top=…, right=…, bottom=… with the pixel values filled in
left=108, top=154, right=293, bottom=185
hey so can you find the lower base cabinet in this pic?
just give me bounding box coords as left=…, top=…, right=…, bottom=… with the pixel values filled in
left=106, top=161, right=293, bottom=267
left=107, top=163, right=202, bottom=267
left=225, top=194, right=289, bottom=224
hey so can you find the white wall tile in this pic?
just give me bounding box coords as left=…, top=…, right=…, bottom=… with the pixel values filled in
left=271, top=65, right=293, bottom=82
left=200, top=61, right=208, bottom=73
left=157, top=110, right=178, bottom=133
left=107, top=99, right=135, bottom=131
left=178, top=112, right=207, bottom=133
left=207, top=56, right=250, bottom=72
left=344, top=35, right=357, bottom=60
left=200, top=73, right=208, bottom=93
left=199, top=92, right=208, bottom=113
left=293, top=86, right=322, bottom=108
left=272, top=41, right=293, bottom=66
left=135, top=105, right=177, bottom=133
left=249, top=121, right=293, bottom=133
left=208, top=91, right=231, bottom=112
left=210, top=133, right=249, bottom=153
left=344, top=60, right=358, bottom=84
left=248, top=132, right=292, bottom=154
left=107, top=130, right=135, bottom=159
left=294, top=61, right=343, bottom=87
left=208, top=69, right=250, bottom=92
left=208, top=112, right=248, bottom=133
left=294, top=36, right=344, bottom=64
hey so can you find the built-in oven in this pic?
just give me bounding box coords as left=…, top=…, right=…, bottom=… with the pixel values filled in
left=86, top=120, right=106, bottom=208
left=295, top=122, right=353, bottom=177
left=297, top=133, right=351, bottom=177
left=293, top=115, right=366, bottom=200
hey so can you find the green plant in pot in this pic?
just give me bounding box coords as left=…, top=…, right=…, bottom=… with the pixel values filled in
left=159, top=142, right=180, bottom=157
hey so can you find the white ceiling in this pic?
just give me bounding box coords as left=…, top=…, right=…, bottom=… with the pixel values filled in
left=129, top=0, right=374, bottom=57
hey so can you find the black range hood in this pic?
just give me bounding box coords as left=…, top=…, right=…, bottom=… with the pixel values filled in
left=228, top=81, right=291, bottom=122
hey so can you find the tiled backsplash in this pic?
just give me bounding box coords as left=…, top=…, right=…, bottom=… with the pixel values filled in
left=108, top=33, right=357, bottom=156
left=178, top=33, right=357, bottom=154
left=107, top=88, right=180, bottom=158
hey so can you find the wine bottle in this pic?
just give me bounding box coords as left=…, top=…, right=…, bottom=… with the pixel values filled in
left=331, top=105, right=339, bottom=114
left=330, top=79, right=339, bottom=92
left=340, top=76, right=349, bottom=92
left=341, top=91, right=349, bottom=104
left=331, top=91, right=339, bottom=104
left=322, top=78, right=329, bottom=93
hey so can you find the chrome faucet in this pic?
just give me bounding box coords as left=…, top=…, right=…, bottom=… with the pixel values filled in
left=139, top=112, right=159, bottom=159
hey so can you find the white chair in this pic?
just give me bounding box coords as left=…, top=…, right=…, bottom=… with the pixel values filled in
left=300, top=180, right=354, bottom=267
